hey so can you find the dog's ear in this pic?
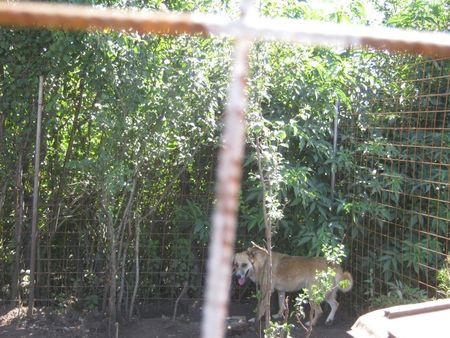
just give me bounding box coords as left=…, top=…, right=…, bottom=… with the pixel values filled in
left=246, top=247, right=256, bottom=260
left=250, top=241, right=268, bottom=253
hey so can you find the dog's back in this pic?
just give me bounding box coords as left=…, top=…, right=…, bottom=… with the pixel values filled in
left=258, top=250, right=353, bottom=294
left=272, top=254, right=329, bottom=292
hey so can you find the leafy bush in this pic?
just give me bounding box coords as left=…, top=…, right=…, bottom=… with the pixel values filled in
left=367, top=280, right=428, bottom=311
left=1, top=0, right=448, bottom=317
left=264, top=321, right=294, bottom=338
left=437, top=257, right=450, bottom=298
left=174, top=200, right=210, bottom=244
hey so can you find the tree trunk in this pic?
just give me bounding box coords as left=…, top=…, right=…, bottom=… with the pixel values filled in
left=0, top=111, right=4, bottom=156
left=255, top=137, right=272, bottom=328
left=129, top=217, right=140, bottom=319
left=0, top=63, right=5, bottom=155
left=0, top=64, right=7, bottom=221
left=10, top=151, right=24, bottom=304
left=28, top=75, right=44, bottom=316
left=107, top=217, right=117, bottom=336
left=116, top=176, right=137, bottom=319
left=101, top=192, right=117, bottom=336
left=0, top=180, right=7, bottom=224
left=117, top=230, right=129, bottom=320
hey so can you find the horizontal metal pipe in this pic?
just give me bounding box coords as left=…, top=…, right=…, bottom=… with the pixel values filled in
left=1, top=2, right=450, bottom=57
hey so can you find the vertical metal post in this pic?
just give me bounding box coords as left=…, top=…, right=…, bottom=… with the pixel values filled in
left=28, top=75, right=44, bottom=316
left=200, top=1, right=253, bottom=337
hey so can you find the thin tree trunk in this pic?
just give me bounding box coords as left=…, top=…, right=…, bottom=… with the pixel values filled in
left=107, top=219, right=117, bottom=336
left=117, top=177, right=137, bottom=271
left=117, top=228, right=129, bottom=320
left=101, top=192, right=117, bottom=336
left=116, top=176, right=137, bottom=319
left=10, top=151, right=24, bottom=304
left=0, top=112, right=4, bottom=156
left=331, top=99, right=339, bottom=199
left=172, top=282, right=188, bottom=321
left=0, top=63, right=7, bottom=220
left=129, top=217, right=140, bottom=319
left=101, top=272, right=109, bottom=314
left=255, top=137, right=272, bottom=328
left=0, top=63, right=5, bottom=155
left=128, top=217, right=141, bottom=319
left=0, top=180, right=7, bottom=225
left=28, top=75, right=44, bottom=316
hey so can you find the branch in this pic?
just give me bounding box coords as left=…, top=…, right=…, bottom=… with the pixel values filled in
left=172, top=282, right=189, bottom=321
left=255, top=136, right=272, bottom=327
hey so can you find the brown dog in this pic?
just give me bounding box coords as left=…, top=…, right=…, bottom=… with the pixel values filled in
left=233, top=245, right=353, bottom=325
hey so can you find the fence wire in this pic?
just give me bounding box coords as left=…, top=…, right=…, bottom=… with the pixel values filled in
left=1, top=2, right=450, bottom=337
left=342, top=57, right=449, bottom=307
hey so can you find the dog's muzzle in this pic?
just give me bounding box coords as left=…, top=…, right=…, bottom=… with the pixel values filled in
left=236, top=271, right=248, bottom=286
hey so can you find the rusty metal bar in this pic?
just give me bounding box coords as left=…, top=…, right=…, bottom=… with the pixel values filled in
left=0, top=2, right=219, bottom=35
left=200, top=1, right=253, bottom=337
left=1, top=2, right=450, bottom=57
left=248, top=17, right=450, bottom=57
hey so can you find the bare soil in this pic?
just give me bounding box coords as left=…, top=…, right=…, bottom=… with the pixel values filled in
left=0, top=301, right=355, bottom=337
left=0, top=306, right=107, bottom=337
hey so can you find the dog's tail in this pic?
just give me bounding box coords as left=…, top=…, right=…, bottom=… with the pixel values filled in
left=336, top=271, right=353, bottom=293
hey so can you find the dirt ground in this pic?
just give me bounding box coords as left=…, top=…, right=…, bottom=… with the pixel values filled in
left=0, top=301, right=355, bottom=337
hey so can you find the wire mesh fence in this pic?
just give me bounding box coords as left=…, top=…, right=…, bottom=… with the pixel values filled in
left=1, top=4, right=450, bottom=338
left=0, top=205, right=257, bottom=308
left=342, top=57, right=449, bottom=308
left=6, top=53, right=447, bottom=307
left=0, top=148, right=218, bottom=306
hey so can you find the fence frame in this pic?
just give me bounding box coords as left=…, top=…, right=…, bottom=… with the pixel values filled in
left=1, top=1, right=450, bottom=338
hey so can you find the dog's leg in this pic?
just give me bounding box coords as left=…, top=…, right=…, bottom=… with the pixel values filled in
left=271, top=291, right=285, bottom=320
left=324, top=296, right=339, bottom=325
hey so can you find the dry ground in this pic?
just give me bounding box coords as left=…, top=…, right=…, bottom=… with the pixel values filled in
left=0, top=301, right=355, bottom=337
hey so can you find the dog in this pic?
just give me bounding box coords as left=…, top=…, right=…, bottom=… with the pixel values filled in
left=233, top=244, right=353, bottom=326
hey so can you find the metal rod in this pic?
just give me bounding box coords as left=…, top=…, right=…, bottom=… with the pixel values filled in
left=200, top=0, right=253, bottom=336
left=0, top=2, right=450, bottom=57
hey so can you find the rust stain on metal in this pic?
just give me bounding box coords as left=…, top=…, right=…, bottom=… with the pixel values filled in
left=0, top=2, right=217, bottom=36
left=2, top=2, right=450, bottom=57
left=246, top=17, right=450, bottom=58
left=200, top=1, right=252, bottom=335
left=360, top=36, right=449, bottom=58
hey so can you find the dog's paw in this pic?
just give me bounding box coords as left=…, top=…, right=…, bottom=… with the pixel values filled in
left=248, top=317, right=256, bottom=323
left=325, top=319, right=334, bottom=326
left=305, top=321, right=312, bottom=327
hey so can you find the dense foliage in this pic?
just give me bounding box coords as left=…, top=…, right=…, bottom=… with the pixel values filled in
left=0, top=0, right=448, bottom=323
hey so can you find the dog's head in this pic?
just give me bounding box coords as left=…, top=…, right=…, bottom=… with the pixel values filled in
left=233, top=245, right=266, bottom=286
left=233, top=251, right=253, bottom=286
